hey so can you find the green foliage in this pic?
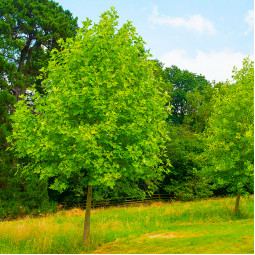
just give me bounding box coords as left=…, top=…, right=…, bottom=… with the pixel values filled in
left=0, top=0, right=78, bottom=96
left=0, top=167, right=57, bottom=219
left=162, top=124, right=212, bottom=201
left=184, top=84, right=214, bottom=132
left=0, top=0, right=78, bottom=219
left=203, top=58, right=254, bottom=196
left=9, top=8, right=169, bottom=198
left=151, top=62, right=213, bottom=200
left=164, top=65, right=212, bottom=125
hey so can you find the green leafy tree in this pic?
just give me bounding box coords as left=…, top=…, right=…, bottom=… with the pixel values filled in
left=162, top=124, right=212, bottom=201
left=184, top=84, right=214, bottom=132
left=154, top=65, right=213, bottom=199
left=164, top=65, right=211, bottom=125
left=9, top=8, right=169, bottom=243
left=203, top=58, right=254, bottom=213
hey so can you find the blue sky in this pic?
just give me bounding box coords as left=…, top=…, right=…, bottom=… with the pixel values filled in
left=56, top=0, right=254, bottom=82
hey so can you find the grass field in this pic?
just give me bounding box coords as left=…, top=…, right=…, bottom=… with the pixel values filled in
left=0, top=196, right=254, bottom=254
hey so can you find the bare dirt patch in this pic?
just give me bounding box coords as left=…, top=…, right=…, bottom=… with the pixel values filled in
left=149, top=233, right=183, bottom=238
left=179, top=222, right=194, bottom=225
left=138, top=230, right=205, bottom=240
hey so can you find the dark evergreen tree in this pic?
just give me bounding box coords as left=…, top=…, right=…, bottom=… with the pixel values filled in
left=0, top=0, right=78, bottom=218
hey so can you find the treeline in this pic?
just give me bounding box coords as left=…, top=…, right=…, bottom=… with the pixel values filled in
left=0, top=0, right=254, bottom=219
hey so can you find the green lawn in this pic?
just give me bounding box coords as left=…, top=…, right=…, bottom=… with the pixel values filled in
left=93, top=219, right=254, bottom=254
left=0, top=196, right=254, bottom=254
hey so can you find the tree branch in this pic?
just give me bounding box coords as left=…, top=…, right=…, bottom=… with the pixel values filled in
left=25, top=41, right=42, bottom=75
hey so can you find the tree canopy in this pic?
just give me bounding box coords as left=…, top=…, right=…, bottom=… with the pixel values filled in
left=164, top=65, right=212, bottom=125
left=203, top=58, right=254, bottom=211
left=0, top=0, right=78, bottom=98
left=9, top=7, right=169, bottom=205
left=0, top=0, right=78, bottom=218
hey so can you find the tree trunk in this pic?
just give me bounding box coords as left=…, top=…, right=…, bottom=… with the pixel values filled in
left=25, top=41, right=42, bottom=75
left=18, top=37, right=32, bottom=72
left=83, top=185, right=92, bottom=244
left=234, top=193, right=241, bottom=213
left=13, top=37, right=32, bottom=102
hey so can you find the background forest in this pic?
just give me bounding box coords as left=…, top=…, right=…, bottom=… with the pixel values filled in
left=0, top=0, right=254, bottom=219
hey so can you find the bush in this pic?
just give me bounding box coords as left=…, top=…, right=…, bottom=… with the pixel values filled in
left=0, top=168, right=57, bottom=220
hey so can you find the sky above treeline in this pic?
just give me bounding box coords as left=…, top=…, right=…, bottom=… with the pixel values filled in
left=56, top=0, right=254, bottom=83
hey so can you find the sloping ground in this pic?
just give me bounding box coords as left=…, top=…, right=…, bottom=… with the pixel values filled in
left=92, top=219, right=254, bottom=254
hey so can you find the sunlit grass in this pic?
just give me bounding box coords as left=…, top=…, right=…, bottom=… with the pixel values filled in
left=0, top=196, right=253, bottom=253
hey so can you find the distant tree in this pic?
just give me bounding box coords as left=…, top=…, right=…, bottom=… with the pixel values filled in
left=164, top=66, right=211, bottom=125
left=0, top=0, right=78, bottom=217
left=0, top=0, right=78, bottom=100
left=154, top=65, right=213, bottom=199
left=9, top=8, right=169, bottom=244
left=162, top=124, right=212, bottom=201
left=203, top=58, right=254, bottom=213
left=184, top=84, right=214, bottom=132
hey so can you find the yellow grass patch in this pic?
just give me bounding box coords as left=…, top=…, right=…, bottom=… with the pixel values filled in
left=139, top=230, right=204, bottom=240
left=150, top=202, right=164, bottom=207
left=64, top=208, right=84, bottom=217
left=148, top=233, right=182, bottom=238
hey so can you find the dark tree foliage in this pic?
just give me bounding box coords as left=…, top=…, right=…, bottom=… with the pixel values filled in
left=0, top=0, right=78, bottom=99
left=151, top=64, right=214, bottom=200
left=160, top=124, right=212, bottom=201
left=164, top=65, right=212, bottom=125
left=0, top=0, right=78, bottom=219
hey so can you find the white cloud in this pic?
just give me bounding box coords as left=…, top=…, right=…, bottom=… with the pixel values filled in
left=160, top=49, right=249, bottom=82
left=245, top=10, right=254, bottom=34
left=149, top=5, right=216, bottom=35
